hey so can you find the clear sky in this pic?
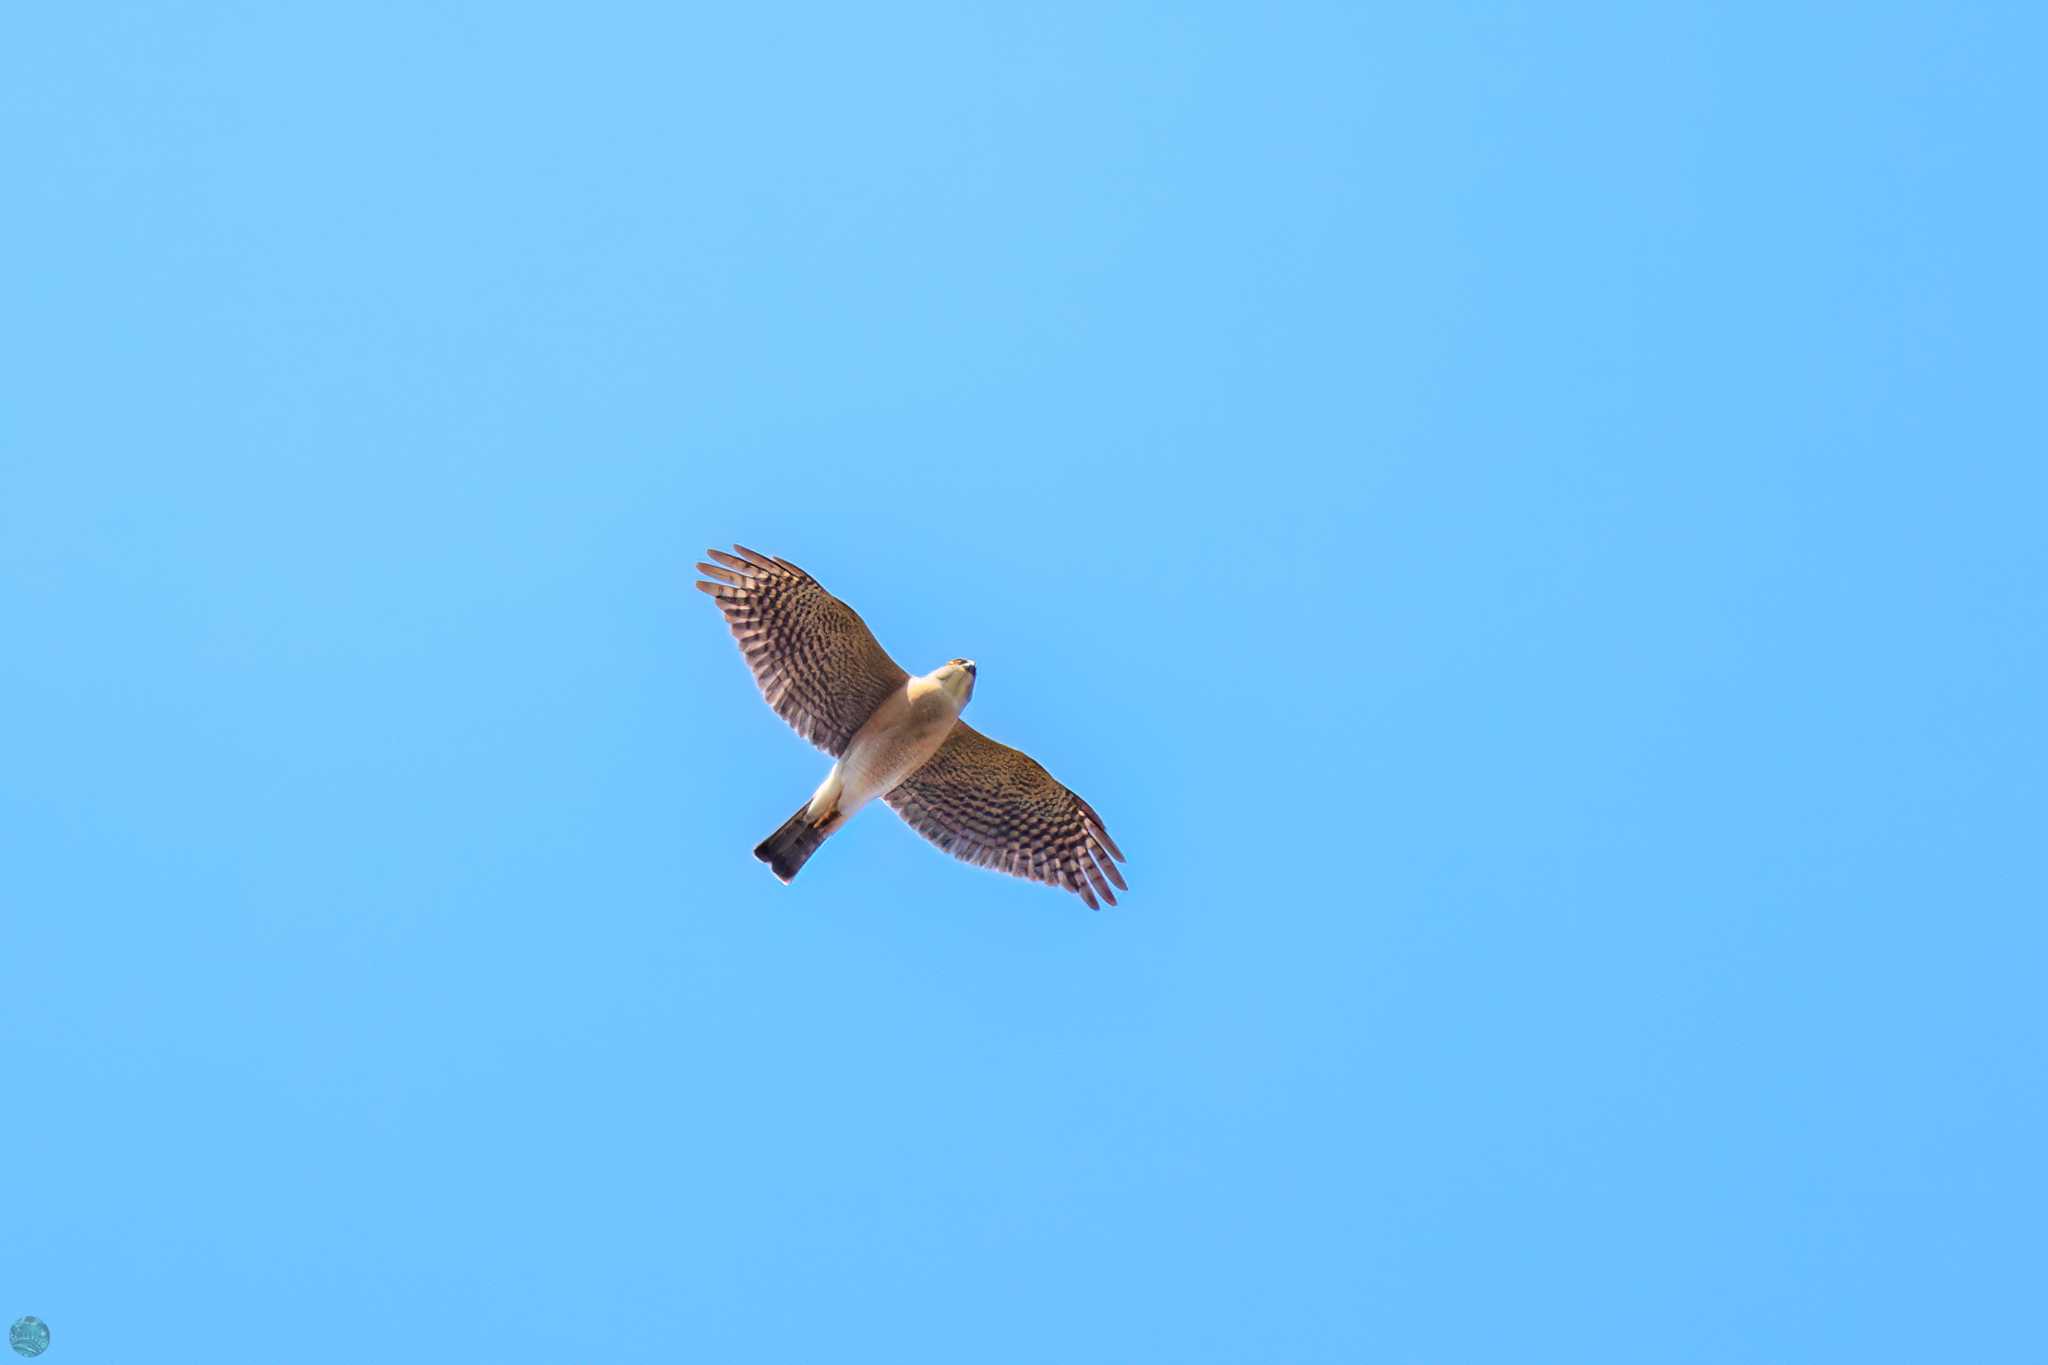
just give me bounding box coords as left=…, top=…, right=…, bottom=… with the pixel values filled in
left=4, top=4, right=2043, bottom=1362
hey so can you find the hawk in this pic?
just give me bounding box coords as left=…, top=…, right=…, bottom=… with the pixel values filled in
left=695, top=545, right=1128, bottom=908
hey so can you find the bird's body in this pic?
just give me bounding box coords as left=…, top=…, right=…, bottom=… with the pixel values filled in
left=815, top=665, right=975, bottom=825
left=695, top=545, right=1126, bottom=908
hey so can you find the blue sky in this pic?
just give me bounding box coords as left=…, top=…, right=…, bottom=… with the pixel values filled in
left=4, top=3, right=2043, bottom=1361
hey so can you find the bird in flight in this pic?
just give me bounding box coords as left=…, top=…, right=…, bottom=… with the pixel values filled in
left=695, top=545, right=1128, bottom=908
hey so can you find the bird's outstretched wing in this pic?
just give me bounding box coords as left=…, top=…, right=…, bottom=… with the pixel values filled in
left=885, top=723, right=1128, bottom=909
left=695, top=545, right=909, bottom=756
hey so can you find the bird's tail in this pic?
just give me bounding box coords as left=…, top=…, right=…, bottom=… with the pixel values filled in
left=754, top=801, right=839, bottom=883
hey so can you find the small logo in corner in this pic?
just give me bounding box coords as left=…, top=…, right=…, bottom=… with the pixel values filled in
left=8, top=1318, right=48, bottom=1358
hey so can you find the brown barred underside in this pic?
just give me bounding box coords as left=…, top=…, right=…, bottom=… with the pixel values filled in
left=885, top=723, right=1128, bottom=909
left=693, top=545, right=908, bottom=757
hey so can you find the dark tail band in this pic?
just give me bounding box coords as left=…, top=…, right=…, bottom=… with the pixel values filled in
left=754, top=801, right=834, bottom=883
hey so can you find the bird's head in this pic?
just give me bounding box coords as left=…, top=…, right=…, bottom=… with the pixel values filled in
left=937, top=657, right=977, bottom=705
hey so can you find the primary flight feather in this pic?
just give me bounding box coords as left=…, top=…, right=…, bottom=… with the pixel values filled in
left=695, top=545, right=1127, bottom=908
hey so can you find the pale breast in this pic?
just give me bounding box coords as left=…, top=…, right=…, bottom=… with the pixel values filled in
left=837, top=682, right=962, bottom=812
